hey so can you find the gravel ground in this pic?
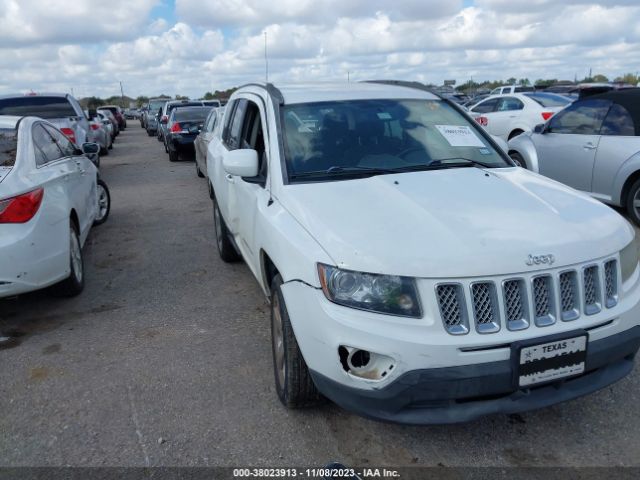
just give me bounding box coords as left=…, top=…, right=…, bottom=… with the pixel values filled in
left=1, top=126, right=639, bottom=468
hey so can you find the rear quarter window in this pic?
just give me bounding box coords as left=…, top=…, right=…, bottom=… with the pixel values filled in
left=0, top=128, right=18, bottom=167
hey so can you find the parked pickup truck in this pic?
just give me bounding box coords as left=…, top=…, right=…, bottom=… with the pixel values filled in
left=0, top=93, right=89, bottom=146
left=206, top=82, right=640, bottom=424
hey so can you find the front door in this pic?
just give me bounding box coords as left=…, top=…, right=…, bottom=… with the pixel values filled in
left=533, top=99, right=611, bottom=193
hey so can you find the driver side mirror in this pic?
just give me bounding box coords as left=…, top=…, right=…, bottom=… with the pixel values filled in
left=223, top=149, right=258, bottom=177
left=82, top=142, right=100, bottom=155
left=534, top=123, right=545, bottom=134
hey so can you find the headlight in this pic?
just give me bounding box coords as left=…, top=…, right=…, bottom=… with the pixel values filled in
left=317, top=264, right=422, bottom=318
left=620, top=240, right=640, bottom=283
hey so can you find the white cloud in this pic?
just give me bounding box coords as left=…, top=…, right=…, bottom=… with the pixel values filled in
left=0, top=0, right=639, bottom=98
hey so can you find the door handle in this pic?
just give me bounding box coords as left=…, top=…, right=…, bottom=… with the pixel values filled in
left=225, top=174, right=235, bottom=183
left=583, top=143, right=597, bottom=150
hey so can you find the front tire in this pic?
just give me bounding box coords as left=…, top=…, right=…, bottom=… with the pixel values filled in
left=93, top=180, right=111, bottom=226
left=52, top=223, right=85, bottom=297
left=509, top=151, right=527, bottom=169
left=212, top=196, right=240, bottom=262
left=196, top=160, right=205, bottom=178
left=270, top=274, right=322, bottom=408
left=625, top=178, right=640, bottom=227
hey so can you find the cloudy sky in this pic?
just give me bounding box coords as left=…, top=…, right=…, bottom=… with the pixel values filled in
left=0, top=0, right=638, bottom=99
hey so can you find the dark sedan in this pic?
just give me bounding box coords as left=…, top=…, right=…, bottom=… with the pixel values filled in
left=165, top=106, right=213, bottom=162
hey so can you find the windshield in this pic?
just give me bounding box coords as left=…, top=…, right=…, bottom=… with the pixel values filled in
left=282, top=99, right=510, bottom=181
left=174, top=107, right=211, bottom=122
left=523, top=92, right=572, bottom=107
left=0, top=96, right=76, bottom=119
left=0, top=128, right=18, bottom=167
left=149, top=100, right=166, bottom=110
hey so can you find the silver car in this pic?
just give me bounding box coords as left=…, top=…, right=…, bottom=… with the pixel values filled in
left=508, top=88, right=640, bottom=225
left=194, top=107, right=224, bottom=179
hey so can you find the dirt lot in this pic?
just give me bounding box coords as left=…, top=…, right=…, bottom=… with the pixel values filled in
left=1, top=127, right=640, bottom=468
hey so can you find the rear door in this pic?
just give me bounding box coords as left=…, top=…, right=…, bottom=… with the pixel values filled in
left=44, top=124, right=96, bottom=238
left=533, top=99, right=611, bottom=192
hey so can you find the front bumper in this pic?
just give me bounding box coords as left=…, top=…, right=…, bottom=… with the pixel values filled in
left=310, top=326, right=640, bottom=424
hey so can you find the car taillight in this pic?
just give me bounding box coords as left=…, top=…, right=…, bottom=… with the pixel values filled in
left=90, top=123, right=100, bottom=130
left=60, top=127, right=76, bottom=144
left=170, top=123, right=182, bottom=133
left=0, top=188, right=44, bottom=223
left=541, top=112, right=554, bottom=121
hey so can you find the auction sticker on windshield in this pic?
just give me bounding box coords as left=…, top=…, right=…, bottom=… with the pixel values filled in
left=513, top=332, right=588, bottom=388
left=435, top=125, right=485, bottom=147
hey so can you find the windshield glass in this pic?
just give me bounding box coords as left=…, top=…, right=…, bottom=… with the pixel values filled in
left=523, top=92, right=572, bottom=107
left=174, top=107, right=211, bottom=122
left=0, top=96, right=76, bottom=119
left=149, top=100, right=166, bottom=111
left=282, top=99, right=510, bottom=180
left=0, top=128, right=18, bottom=167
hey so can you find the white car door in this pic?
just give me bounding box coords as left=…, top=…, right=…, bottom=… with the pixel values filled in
left=533, top=98, right=611, bottom=192
left=229, top=98, right=270, bottom=268
left=488, top=97, right=525, bottom=140
left=44, top=124, right=96, bottom=239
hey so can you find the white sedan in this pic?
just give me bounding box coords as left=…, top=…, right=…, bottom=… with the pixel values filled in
left=0, top=115, right=109, bottom=298
left=468, top=92, right=571, bottom=141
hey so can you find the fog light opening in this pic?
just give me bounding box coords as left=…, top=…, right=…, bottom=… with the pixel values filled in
left=348, top=349, right=371, bottom=369
left=338, top=345, right=395, bottom=381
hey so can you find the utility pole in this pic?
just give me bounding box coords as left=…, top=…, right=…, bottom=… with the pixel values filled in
left=264, top=31, right=269, bottom=84
left=119, top=81, right=125, bottom=108
left=347, top=71, right=350, bottom=83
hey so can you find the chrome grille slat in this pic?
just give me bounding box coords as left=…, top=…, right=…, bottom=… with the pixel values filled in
left=436, top=284, right=468, bottom=335
left=532, top=275, right=555, bottom=326
left=471, top=282, right=500, bottom=333
left=503, top=279, right=528, bottom=330
left=559, top=271, right=579, bottom=321
left=604, top=260, right=618, bottom=308
left=583, top=265, right=601, bottom=315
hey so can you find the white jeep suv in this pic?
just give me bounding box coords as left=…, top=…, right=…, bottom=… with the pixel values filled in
left=206, top=82, right=640, bottom=424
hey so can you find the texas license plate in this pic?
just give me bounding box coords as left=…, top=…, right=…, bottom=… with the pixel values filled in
left=513, top=332, right=588, bottom=388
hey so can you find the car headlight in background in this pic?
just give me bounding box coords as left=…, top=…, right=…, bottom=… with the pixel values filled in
left=317, top=264, right=422, bottom=318
left=621, top=239, right=640, bottom=283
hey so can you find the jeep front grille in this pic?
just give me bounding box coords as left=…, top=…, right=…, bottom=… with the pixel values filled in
left=604, top=260, right=618, bottom=308
left=583, top=265, right=601, bottom=315
left=437, top=258, right=616, bottom=335
left=559, top=271, right=579, bottom=321
left=503, top=279, right=528, bottom=330
left=532, top=275, right=555, bottom=326
left=471, top=282, right=500, bottom=333
left=436, top=284, right=468, bottom=335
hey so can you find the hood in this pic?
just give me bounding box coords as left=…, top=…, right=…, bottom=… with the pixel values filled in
left=279, top=167, right=633, bottom=278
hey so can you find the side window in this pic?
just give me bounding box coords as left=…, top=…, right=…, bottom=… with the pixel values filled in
left=205, top=111, right=217, bottom=132
left=471, top=98, right=498, bottom=114
left=225, top=99, right=248, bottom=150
left=496, top=97, right=524, bottom=111
left=600, top=104, right=636, bottom=136
left=44, top=125, right=76, bottom=157
left=239, top=101, right=267, bottom=181
left=32, top=124, right=63, bottom=166
left=547, top=99, right=611, bottom=135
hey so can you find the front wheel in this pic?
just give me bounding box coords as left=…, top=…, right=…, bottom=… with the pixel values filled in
left=270, top=274, right=322, bottom=408
left=196, top=160, right=205, bottom=178
left=93, top=180, right=111, bottom=225
left=509, top=151, right=527, bottom=169
left=625, top=178, right=640, bottom=227
left=212, top=196, right=240, bottom=262
left=52, top=224, right=85, bottom=297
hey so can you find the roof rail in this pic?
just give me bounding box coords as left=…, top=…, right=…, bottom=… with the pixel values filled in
left=362, top=79, right=444, bottom=99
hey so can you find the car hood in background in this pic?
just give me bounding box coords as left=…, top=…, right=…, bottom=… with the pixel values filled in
left=279, top=167, right=633, bottom=278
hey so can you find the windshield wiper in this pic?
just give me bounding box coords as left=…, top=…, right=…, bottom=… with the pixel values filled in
left=290, top=166, right=402, bottom=179
left=427, top=158, right=496, bottom=169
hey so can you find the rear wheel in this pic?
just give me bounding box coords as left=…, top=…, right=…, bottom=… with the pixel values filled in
left=93, top=180, right=111, bottom=226
left=270, top=274, right=322, bottom=408
left=168, top=148, right=179, bottom=162
left=212, top=196, right=240, bottom=262
left=625, top=178, right=640, bottom=227
left=509, top=151, right=527, bottom=169
left=52, top=223, right=84, bottom=297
